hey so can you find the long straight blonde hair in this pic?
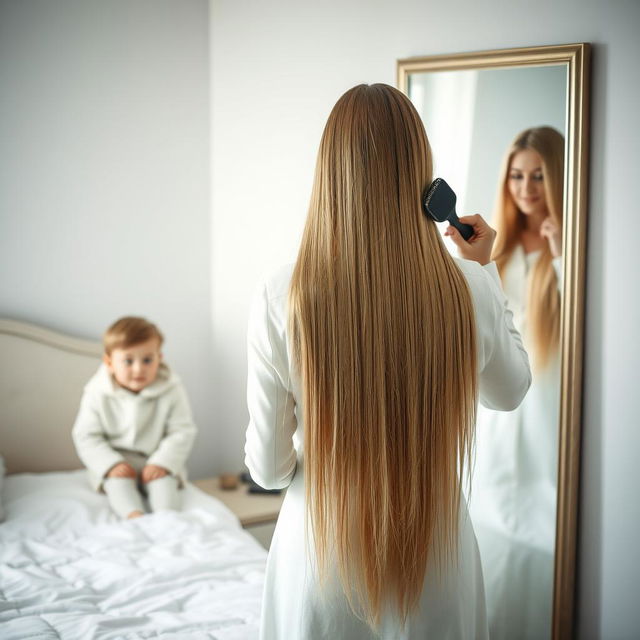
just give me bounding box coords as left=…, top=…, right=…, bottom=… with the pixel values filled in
left=491, top=126, right=565, bottom=370
left=288, top=84, right=478, bottom=629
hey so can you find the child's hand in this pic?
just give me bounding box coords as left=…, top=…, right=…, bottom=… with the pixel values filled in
left=141, top=464, right=169, bottom=484
left=106, top=462, right=137, bottom=479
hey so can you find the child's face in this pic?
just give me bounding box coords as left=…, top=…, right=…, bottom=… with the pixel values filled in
left=104, top=338, right=162, bottom=393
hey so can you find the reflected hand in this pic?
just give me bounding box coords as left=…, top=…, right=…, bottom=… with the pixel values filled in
left=445, top=214, right=496, bottom=266
left=540, top=217, right=562, bottom=258
left=141, top=464, right=169, bottom=484
left=106, top=462, right=137, bottom=479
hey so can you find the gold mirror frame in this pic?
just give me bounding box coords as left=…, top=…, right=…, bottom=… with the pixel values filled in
left=398, top=43, right=590, bottom=640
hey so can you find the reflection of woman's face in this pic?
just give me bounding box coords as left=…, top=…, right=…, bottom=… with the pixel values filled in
left=508, top=149, right=547, bottom=217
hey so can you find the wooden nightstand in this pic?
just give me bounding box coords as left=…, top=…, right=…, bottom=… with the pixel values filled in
left=194, top=476, right=285, bottom=550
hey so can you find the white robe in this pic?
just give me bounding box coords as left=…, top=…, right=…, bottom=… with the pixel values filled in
left=467, top=246, right=562, bottom=640
left=244, top=259, right=531, bottom=640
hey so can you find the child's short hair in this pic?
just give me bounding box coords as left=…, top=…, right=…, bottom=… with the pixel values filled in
left=103, top=317, right=164, bottom=355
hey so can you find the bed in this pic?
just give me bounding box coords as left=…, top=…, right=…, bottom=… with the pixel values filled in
left=0, top=318, right=266, bottom=639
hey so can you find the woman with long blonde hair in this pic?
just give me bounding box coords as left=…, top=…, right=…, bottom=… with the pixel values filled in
left=492, top=126, right=564, bottom=370
left=245, top=84, right=531, bottom=639
left=463, top=126, right=565, bottom=640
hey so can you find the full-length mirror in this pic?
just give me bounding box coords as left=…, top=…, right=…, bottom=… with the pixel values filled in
left=398, top=44, right=590, bottom=640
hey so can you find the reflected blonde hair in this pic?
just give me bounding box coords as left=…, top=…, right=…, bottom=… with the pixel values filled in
left=492, top=126, right=564, bottom=370
left=288, top=84, right=478, bottom=629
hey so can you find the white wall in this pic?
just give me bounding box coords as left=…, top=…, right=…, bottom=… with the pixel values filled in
left=211, top=0, right=640, bottom=638
left=0, top=0, right=218, bottom=477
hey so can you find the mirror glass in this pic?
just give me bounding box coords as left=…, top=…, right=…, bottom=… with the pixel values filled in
left=406, top=64, right=567, bottom=640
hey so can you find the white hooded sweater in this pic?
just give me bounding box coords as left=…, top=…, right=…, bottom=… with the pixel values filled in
left=72, top=363, right=197, bottom=491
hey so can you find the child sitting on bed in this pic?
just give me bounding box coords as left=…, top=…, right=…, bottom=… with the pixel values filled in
left=72, top=316, right=197, bottom=519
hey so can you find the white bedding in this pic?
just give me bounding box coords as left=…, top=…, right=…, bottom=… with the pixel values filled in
left=0, top=470, right=267, bottom=639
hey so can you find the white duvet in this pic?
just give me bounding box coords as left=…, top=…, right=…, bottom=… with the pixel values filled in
left=0, top=470, right=267, bottom=639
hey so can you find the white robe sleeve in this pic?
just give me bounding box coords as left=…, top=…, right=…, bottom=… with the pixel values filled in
left=478, top=262, right=532, bottom=411
left=72, top=394, right=125, bottom=482
left=146, top=383, right=198, bottom=474
left=244, top=280, right=298, bottom=490
left=552, top=256, right=563, bottom=292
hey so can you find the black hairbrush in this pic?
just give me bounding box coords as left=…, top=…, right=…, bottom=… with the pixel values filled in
left=422, top=178, right=474, bottom=241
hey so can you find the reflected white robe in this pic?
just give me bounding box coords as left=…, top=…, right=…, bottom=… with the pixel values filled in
left=245, top=259, right=531, bottom=640
left=468, top=246, right=561, bottom=640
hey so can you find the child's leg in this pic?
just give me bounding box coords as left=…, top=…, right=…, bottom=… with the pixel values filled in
left=146, top=475, right=180, bottom=512
left=103, top=477, right=145, bottom=518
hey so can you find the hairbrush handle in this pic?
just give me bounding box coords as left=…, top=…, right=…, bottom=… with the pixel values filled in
left=449, top=214, right=474, bottom=241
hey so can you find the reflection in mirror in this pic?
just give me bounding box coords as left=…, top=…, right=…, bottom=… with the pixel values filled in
left=406, top=65, right=567, bottom=639
left=471, top=124, right=565, bottom=640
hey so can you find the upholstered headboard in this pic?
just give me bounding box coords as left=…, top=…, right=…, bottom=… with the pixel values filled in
left=0, top=318, right=102, bottom=474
